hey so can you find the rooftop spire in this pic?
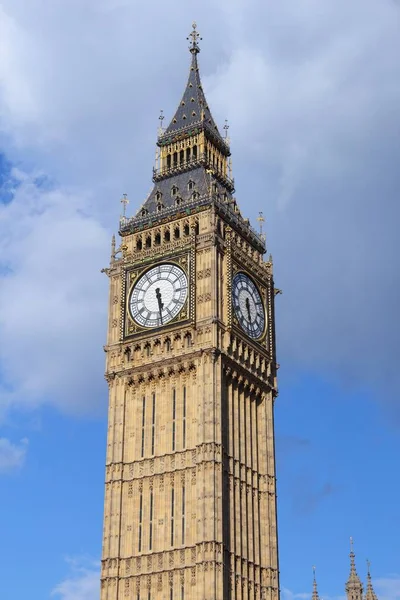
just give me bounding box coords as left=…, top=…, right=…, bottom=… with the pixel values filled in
left=312, top=566, right=320, bottom=600
left=161, top=23, right=224, bottom=144
left=187, top=22, right=202, bottom=54
left=346, top=538, right=363, bottom=600
left=365, top=561, right=378, bottom=600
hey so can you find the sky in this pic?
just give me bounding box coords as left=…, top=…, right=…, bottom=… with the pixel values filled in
left=0, top=1, right=399, bottom=599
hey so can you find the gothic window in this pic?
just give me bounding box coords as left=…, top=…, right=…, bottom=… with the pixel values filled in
left=154, top=232, right=161, bottom=246
left=138, top=491, right=143, bottom=551
left=195, top=222, right=199, bottom=236
left=172, top=388, right=176, bottom=451
left=182, top=386, right=186, bottom=448
left=136, top=238, right=142, bottom=250
left=192, top=191, right=200, bottom=201
left=188, top=180, right=194, bottom=191
left=167, top=154, right=171, bottom=169
left=180, top=149, right=184, bottom=163
left=173, top=152, right=178, bottom=167
left=157, top=202, right=164, bottom=213
left=171, top=185, right=178, bottom=197
left=174, top=227, right=180, bottom=239
left=175, top=197, right=182, bottom=207
left=155, top=191, right=162, bottom=202
left=170, top=488, right=175, bottom=546
left=192, top=145, right=197, bottom=159
left=124, top=347, right=131, bottom=362
left=151, top=392, right=156, bottom=455
left=165, top=338, right=171, bottom=351
left=141, top=396, right=146, bottom=457
left=184, top=224, right=190, bottom=236
left=149, top=490, right=154, bottom=550
left=146, top=236, right=151, bottom=248
left=141, top=208, right=148, bottom=217
left=186, top=147, right=191, bottom=162
left=181, top=485, right=185, bottom=544
left=164, top=229, right=171, bottom=242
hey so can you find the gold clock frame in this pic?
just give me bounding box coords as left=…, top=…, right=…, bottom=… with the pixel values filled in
left=122, top=253, right=192, bottom=339
left=231, top=263, right=269, bottom=344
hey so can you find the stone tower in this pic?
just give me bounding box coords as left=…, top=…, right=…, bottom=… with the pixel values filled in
left=100, top=24, right=280, bottom=600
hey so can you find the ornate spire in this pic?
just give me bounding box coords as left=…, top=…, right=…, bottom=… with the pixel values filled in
left=365, top=561, right=378, bottom=600
left=312, top=566, right=320, bottom=600
left=161, top=24, right=224, bottom=144
left=346, top=538, right=363, bottom=600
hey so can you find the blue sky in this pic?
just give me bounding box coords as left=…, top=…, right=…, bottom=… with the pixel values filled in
left=0, top=1, right=400, bottom=599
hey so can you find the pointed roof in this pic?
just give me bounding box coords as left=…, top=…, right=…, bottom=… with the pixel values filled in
left=365, top=561, right=378, bottom=600
left=346, top=538, right=363, bottom=598
left=312, top=567, right=320, bottom=600
left=159, top=23, right=226, bottom=151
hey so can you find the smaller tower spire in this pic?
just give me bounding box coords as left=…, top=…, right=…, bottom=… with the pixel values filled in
left=346, top=537, right=363, bottom=600
left=365, top=561, right=378, bottom=600
left=187, top=21, right=202, bottom=54
left=312, top=566, right=320, bottom=600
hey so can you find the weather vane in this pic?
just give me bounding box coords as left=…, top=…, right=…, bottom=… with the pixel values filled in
left=187, top=22, right=202, bottom=53
left=121, top=193, right=129, bottom=218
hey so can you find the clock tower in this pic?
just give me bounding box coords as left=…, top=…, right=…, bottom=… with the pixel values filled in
left=101, top=24, right=280, bottom=600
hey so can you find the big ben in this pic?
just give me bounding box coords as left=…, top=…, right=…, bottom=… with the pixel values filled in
left=101, top=23, right=280, bottom=600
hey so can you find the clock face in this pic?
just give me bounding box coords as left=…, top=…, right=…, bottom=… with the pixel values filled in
left=232, top=272, right=266, bottom=339
left=129, top=263, right=188, bottom=328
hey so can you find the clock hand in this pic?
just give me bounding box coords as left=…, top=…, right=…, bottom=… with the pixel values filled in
left=155, top=287, right=164, bottom=325
left=245, top=297, right=252, bottom=322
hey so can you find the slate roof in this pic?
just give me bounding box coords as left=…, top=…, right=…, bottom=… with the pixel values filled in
left=138, top=166, right=233, bottom=215
left=161, top=49, right=225, bottom=147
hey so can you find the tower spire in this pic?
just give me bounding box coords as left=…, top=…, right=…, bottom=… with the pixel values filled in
left=312, top=566, right=320, bottom=600
left=346, top=538, right=363, bottom=600
left=365, top=561, right=378, bottom=600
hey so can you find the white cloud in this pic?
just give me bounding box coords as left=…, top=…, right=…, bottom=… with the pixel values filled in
left=0, top=436, right=28, bottom=472
left=51, top=557, right=99, bottom=600
left=0, top=167, right=110, bottom=415
left=375, top=576, right=400, bottom=600
left=0, top=0, right=399, bottom=419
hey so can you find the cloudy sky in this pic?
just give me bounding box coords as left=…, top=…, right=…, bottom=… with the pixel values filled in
left=0, top=0, right=399, bottom=599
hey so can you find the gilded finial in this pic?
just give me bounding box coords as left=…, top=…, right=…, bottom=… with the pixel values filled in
left=224, top=119, right=229, bottom=138
left=257, top=211, right=265, bottom=235
left=121, top=193, right=129, bottom=218
left=158, top=109, right=165, bottom=135
left=187, top=22, right=202, bottom=54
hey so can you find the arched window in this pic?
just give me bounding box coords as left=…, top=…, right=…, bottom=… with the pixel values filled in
left=174, top=227, right=180, bottom=239
left=136, top=238, right=143, bottom=250
left=164, top=229, right=171, bottom=242
left=146, top=236, right=151, bottom=248
left=155, top=233, right=161, bottom=245
left=184, top=224, right=190, bottom=236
